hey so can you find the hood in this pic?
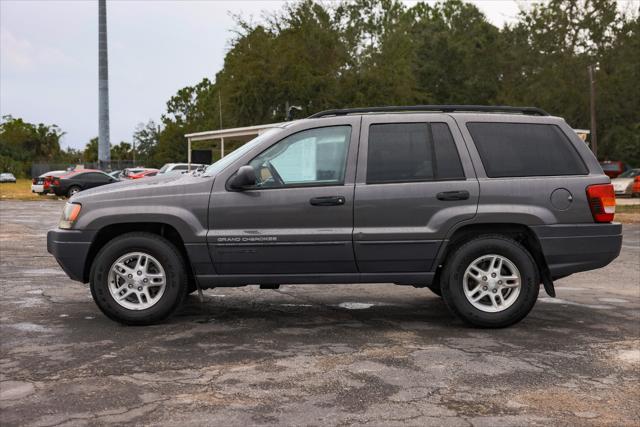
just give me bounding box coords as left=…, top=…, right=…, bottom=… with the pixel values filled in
left=70, top=172, right=214, bottom=204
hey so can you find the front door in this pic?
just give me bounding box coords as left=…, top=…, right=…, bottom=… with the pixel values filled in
left=353, top=114, right=479, bottom=273
left=208, top=117, right=361, bottom=275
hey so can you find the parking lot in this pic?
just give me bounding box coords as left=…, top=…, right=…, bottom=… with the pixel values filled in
left=0, top=200, right=638, bottom=426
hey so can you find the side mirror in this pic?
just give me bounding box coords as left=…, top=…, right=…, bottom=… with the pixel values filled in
left=228, top=165, right=256, bottom=190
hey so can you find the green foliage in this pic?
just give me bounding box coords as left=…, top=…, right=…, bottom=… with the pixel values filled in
left=152, top=0, right=638, bottom=166
left=0, top=115, right=66, bottom=177
left=2, top=0, right=637, bottom=170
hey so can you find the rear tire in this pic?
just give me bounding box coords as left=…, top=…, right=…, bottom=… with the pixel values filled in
left=90, top=232, right=187, bottom=325
left=67, top=186, right=81, bottom=197
left=440, top=235, right=539, bottom=328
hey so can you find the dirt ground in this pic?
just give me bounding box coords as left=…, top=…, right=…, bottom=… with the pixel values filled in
left=1, top=200, right=639, bottom=426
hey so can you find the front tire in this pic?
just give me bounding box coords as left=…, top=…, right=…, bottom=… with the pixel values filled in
left=90, top=232, right=187, bottom=325
left=441, top=235, right=539, bottom=328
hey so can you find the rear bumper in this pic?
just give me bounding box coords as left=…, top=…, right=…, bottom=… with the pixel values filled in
left=47, top=229, right=94, bottom=282
left=531, top=223, right=622, bottom=279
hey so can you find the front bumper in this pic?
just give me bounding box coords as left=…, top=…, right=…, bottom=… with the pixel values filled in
left=47, top=228, right=95, bottom=282
left=531, top=223, right=622, bottom=279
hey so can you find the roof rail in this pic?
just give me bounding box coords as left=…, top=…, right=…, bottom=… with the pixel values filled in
left=308, top=105, right=549, bottom=118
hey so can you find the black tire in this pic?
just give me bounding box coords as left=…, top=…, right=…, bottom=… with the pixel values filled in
left=67, top=186, right=81, bottom=197
left=440, top=235, right=539, bottom=328
left=90, top=232, right=188, bottom=325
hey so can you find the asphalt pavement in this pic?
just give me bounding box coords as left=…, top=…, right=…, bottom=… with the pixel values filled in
left=1, top=200, right=638, bottom=426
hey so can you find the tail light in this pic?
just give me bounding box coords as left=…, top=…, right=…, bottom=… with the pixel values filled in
left=52, top=178, right=60, bottom=186
left=586, top=184, right=615, bottom=223
left=32, top=178, right=37, bottom=184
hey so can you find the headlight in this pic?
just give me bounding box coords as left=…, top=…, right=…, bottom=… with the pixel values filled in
left=59, top=202, right=82, bottom=229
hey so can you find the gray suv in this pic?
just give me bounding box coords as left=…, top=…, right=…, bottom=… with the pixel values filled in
left=47, top=105, right=622, bottom=327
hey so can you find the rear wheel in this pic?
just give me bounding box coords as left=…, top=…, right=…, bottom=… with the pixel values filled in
left=67, top=186, right=81, bottom=197
left=440, top=235, right=539, bottom=328
left=90, top=232, right=187, bottom=325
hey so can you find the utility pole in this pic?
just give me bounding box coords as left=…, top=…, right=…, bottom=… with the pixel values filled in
left=98, top=0, right=111, bottom=170
left=588, top=64, right=598, bottom=159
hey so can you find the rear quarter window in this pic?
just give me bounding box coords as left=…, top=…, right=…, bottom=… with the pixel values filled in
left=466, top=122, right=588, bottom=178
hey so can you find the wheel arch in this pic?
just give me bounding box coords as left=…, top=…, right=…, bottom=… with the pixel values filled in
left=83, top=222, right=196, bottom=289
left=434, top=222, right=555, bottom=296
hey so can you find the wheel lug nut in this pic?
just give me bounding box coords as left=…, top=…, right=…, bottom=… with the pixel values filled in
left=128, top=274, right=133, bottom=278
left=482, top=276, right=487, bottom=281
left=492, top=289, right=497, bottom=293
left=138, top=286, right=142, bottom=291
left=128, top=284, right=133, bottom=288
left=498, top=280, right=502, bottom=285
left=143, top=278, right=148, bottom=283
left=137, top=271, right=142, bottom=275
left=482, top=286, right=488, bottom=291
left=491, top=273, right=496, bottom=278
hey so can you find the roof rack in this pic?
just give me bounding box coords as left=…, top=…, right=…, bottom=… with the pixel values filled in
left=308, top=105, right=549, bottom=118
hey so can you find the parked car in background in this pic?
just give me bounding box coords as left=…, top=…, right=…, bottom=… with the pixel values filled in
left=599, top=160, right=630, bottom=178
left=32, top=170, right=67, bottom=194
left=0, top=173, right=17, bottom=183
left=126, top=168, right=159, bottom=179
left=108, top=170, right=123, bottom=180
left=49, top=169, right=117, bottom=197
left=48, top=105, right=622, bottom=328
left=121, top=168, right=158, bottom=179
left=633, top=176, right=640, bottom=197
left=612, top=168, right=640, bottom=197
left=120, top=168, right=146, bottom=179
left=158, top=163, right=206, bottom=175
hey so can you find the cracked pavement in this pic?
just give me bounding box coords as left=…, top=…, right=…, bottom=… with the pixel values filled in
left=1, top=200, right=639, bottom=426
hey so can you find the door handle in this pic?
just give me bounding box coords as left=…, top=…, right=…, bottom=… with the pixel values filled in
left=436, top=190, right=470, bottom=201
left=309, top=196, right=345, bottom=206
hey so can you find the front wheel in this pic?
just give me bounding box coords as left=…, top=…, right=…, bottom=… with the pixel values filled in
left=441, top=235, right=539, bottom=328
left=90, top=232, right=187, bottom=325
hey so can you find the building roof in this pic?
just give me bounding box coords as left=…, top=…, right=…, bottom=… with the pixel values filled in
left=185, top=122, right=285, bottom=142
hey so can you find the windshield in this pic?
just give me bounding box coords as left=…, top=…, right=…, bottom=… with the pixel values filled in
left=202, top=128, right=282, bottom=177
left=618, top=169, right=640, bottom=178
left=158, top=164, right=171, bottom=173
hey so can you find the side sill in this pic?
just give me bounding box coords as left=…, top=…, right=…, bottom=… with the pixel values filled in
left=195, top=272, right=435, bottom=288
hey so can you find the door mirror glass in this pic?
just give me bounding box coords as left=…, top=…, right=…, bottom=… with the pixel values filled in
left=229, top=165, right=257, bottom=190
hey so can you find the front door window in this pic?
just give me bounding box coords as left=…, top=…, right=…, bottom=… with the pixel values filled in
left=249, top=126, right=351, bottom=188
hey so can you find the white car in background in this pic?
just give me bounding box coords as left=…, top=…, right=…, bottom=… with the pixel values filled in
left=612, top=168, right=640, bottom=197
left=0, top=173, right=17, bottom=183
left=158, top=163, right=207, bottom=175
left=31, top=170, right=67, bottom=194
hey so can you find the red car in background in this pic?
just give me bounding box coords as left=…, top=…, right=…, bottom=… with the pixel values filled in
left=599, top=160, right=630, bottom=178
left=633, top=176, right=640, bottom=197
left=121, top=168, right=159, bottom=179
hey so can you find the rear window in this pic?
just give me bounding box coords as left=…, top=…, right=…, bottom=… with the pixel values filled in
left=466, top=123, right=587, bottom=178
left=600, top=163, right=621, bottom=172
left=366, top=122, right=465, bottom=184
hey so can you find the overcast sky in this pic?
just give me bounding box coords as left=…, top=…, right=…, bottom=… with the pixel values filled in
left=1, top=0, right=525, bottom=150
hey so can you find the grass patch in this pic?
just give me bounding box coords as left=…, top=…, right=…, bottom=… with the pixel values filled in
left=616, top=204, right=640, bottom=214
left=0, top=179, right=48, bottom=201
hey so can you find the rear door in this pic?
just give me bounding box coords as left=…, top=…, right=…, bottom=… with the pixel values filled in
left=208, top=117, right=361, bottom=275
left=354, top=114, right=479, bottom=273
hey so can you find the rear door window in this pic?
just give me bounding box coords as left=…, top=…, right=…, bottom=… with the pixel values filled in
left=366, top=122, right=465, bottom=184
left=466, top=123, right=587, bottom=178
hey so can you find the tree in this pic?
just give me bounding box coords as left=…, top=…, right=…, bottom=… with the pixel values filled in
left=0, top=115, right=66, bottom=176
left=83, top=138, right=99, bottom=162
left=133, top=120, right=161, bottom=165
left=153, top=0, right=638, bottom=165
